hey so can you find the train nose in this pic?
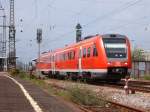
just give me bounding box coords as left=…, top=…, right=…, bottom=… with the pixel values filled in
left=107, top=61, right=121, bottom=66
left=107, top=61, right=128, bottom=67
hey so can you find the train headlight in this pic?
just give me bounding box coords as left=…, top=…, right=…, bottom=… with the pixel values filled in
left=107, top=62, right=111, bottom=65
left=124, top=62, right=128, bottom=65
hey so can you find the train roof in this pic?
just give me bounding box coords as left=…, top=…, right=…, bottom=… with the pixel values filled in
left=39, top=51, right=52, bottom=57
left=83, top=34, right=126, bottom=40
left=56, top=34, right=127, bottom=49
left=53, top=35, right=99, bottom=53
left=101, top=34, right=126, bottom=38
left=41, top=34, right=128, bottom=55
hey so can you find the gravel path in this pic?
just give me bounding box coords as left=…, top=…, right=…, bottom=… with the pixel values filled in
left=45, top=79, right=150, bottom=112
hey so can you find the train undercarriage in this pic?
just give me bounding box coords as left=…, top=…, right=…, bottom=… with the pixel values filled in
left=40, top=67, right=129, bottom=82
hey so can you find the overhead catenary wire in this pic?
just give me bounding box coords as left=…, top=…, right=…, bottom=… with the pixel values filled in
left=45, top=0, right=142, bottom=32
left=23, top=0, right=142, bottom=35
left=44, top=0, right=143, bottom=45
left=83, top=0, right=142, bottom=28
left=19, top=0, right=56, bottom=33
left=17, top=0, right=149, bottom=53
left=103, top=16, right=150, bottom=32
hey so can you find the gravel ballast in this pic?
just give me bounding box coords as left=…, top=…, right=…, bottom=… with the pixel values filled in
left=45, top=79, right=150, bottom=112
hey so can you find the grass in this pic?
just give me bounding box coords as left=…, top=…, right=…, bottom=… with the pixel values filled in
left=130, top=74, right=150, bottom=81
left=143, top=75, right=150, bottom=80
left=9, top=69, right=107, bottom=107
left=68, top=86, right=106, bottom=106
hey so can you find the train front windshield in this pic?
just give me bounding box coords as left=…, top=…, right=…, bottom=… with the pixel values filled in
left=103, top=38, right=127, bottom=59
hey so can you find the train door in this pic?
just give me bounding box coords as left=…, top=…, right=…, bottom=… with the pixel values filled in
left=52, top=54, right=55, bottom=74
left=78, top=46, right=82, bottom=75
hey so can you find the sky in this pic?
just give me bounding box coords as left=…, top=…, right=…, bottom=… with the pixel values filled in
left=0, top=0, right=150, bottom=62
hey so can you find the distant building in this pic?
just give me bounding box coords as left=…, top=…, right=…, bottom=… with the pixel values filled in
left=143, top=50, right=150, bottom=61
left=131, top=50, right=150, bottom=78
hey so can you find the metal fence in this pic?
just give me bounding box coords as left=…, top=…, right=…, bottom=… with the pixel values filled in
left=131, top=61, right=150, bottom=78
left=16, top=61, right=29, bottom=72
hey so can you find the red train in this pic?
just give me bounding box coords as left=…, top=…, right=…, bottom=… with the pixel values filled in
left=35, top=34, right=132, bottom=81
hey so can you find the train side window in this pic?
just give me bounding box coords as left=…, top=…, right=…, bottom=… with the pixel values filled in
left=61, top=54, right=63, bottom=61
left=55, top=55, right=57, bottom=62
left=70, top=51, right=74, bottom=59
left=87, top=47, right=91, bottom=57
left=93, top=44, right=98, bottom=56
left=63, top=53, right=65, bottom=61
left=57, top=54, right=58, bottom=62
left=65, top=53, right=68, bottom=60
left=52, top=56, right=54, bottom=62
left=50, top=56, right=51, bottom=62
left=73, top=50, right=75, bottom=59
left=70, top=52, right=72, bottom=60
left=83, top=48, right=86, bottom=58
left=68, top=52, right=70, bottom=60
left=64, top=53, right=66, bottom=60
left=58, top=54, right=60, bottom=61
left=59, top=54, right=61, bottom=61
left=69, top=52, right=71, bottom=60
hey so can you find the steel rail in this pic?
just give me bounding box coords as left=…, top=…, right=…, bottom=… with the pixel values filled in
left=46, top=80, right=147, bottom=112
left=108, top=100, right=145, bottom=112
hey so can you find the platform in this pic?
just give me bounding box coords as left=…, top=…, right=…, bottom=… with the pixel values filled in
left=0, top=72, right=83, bottom=112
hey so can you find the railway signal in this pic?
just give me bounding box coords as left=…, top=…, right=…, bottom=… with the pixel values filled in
left=36, top=28, right=42, bottom=77
left=37, top=28, right=42, bottom=44
left=36, top=28, right=42, bottom=62
left=76, top=23, right=82, bottom=42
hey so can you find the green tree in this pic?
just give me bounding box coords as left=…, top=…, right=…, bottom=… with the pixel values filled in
left=132, top=48, right=145, bottom=61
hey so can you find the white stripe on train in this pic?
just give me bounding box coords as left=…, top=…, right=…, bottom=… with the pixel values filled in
left=38, top=69, right=107, bottom=73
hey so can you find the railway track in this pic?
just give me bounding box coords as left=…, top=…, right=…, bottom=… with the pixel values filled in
left=127, top=80, right=150, bottom=85
left=108, top=101, right=145, bottom=112
left=36, top=74, right=150, bottom=112
left=89, top=80, right=150, bottom=93
left=80, top=101, right=145, bottom=112
left=42, top=72, right=150, bottom=93
left=121, top=80, right=150, bottom=93
left=45, top=79, right=147, bottom=112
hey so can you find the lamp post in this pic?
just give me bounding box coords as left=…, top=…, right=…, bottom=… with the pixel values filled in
left=36, top=28, right=42, bottom=77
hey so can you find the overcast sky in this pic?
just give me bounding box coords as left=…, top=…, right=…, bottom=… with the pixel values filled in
left=0, top=0, right=150, bottom=62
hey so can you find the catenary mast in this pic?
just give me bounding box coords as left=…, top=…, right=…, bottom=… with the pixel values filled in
left=8, top=0, right=16, bottom=69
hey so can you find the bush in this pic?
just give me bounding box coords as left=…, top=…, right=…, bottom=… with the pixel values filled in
left=143, top=75, right=150, bottom=80
left=9, top=69, right=33, bottom=80
left=32, top=79, right=46, bottom=87
left=9, top=69, right=20, bottom=76
left=68, top=86, right=106, bottom=106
